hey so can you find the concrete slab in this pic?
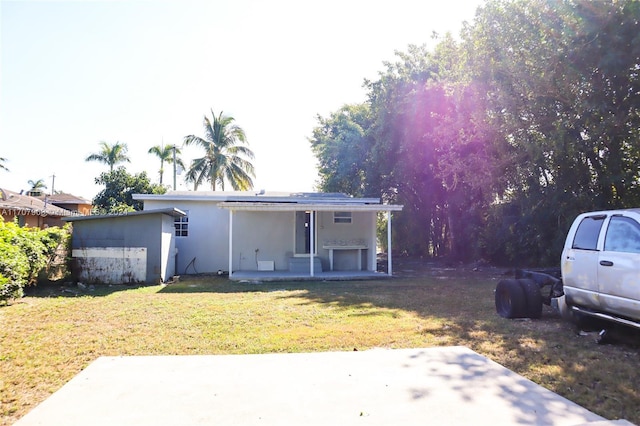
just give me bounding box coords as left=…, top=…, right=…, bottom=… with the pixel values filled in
left=14, top=347, right=622, bottom=425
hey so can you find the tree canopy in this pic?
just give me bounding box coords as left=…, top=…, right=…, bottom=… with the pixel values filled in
left=93, top=167, right=166, bottom=213
left=310, top=0, right=640, bottom=266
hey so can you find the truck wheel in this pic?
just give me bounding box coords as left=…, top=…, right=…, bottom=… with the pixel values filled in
left=518, top=278, right=543, bottom=319
left=495, top=279, right=527, bottom=318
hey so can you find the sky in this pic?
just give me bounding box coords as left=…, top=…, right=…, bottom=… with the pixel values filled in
left=0, top=0, right=484, bottom=200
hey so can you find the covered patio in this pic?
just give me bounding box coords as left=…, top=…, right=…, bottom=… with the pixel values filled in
left=219, top=200, right=403, bottom=281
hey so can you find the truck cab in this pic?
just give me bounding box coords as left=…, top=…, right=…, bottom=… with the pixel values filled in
left=495, top=208, right=640, bottom=329
left=562, top=209, right=640, bottom=324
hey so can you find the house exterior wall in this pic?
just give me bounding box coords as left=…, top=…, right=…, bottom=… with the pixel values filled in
left=52, top=202, right=92, bottom=215
left=142, top=199, right=229, bottom=274
left=142, top=198, right=381, bottom=274
left=70, top=214, right=174, bottom=284
left=231, top=211, right=293, bottom=271
left=1, top=211, right=66, bottom=229
left=161, top=215, right=177, bottom=280
left=316, top=211, right=377, bottom=271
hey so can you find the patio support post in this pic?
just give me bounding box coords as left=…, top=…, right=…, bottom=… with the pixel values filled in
left=228, top=210, right=233, bottom=278
left=387, top=211, right=393, bottom=276
left=310, top=210, right=315, bottom=277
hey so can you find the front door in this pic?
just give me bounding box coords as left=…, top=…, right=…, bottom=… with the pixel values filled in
left=295, top=211, right=316, bottom=255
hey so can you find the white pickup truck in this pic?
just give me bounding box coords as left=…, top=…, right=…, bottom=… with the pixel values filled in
left=495, top=209, right=640, bottom=330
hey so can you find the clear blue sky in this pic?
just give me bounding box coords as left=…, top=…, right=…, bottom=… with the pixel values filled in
left=1, top=0, right=483, bottom=199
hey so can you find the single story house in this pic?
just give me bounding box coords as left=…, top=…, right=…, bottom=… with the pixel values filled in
left=0, top=188, right=75, bottom=228
left=133, top=191, right=403, bottom=281
left=63, top=208, right=185, bottom=284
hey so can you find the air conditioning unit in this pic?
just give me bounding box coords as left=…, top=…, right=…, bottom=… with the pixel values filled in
left=257, top=261, right=275, bottom=271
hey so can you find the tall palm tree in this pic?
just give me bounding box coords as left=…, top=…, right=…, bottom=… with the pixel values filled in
left=183, top=109, right=255, bottom=191
left=85, top=141, right=130, bottom=172
left=148, top=143, right=185, bottom=185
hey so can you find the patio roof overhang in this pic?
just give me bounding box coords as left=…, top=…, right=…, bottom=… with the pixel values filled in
left=218, top=202, right=403, bottom=212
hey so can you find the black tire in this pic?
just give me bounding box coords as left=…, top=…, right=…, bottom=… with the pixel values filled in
left=495, top=279, right=528, bottom=318
left=518, top=278, right=543, bottom=319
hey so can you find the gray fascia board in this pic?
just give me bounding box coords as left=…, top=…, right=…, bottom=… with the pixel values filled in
left=133, top=193, right=381, bottom=205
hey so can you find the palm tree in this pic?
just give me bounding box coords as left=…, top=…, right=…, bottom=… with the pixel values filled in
left=26, top=178, right=47, bottom=196
left=148, top=143, right=185, bottom=185
left=0, top=156, right=8, bottom=172
left=85, top=141, right=130, bottom=172
left=183, top=109, right=255, bottom=191
left=28, top=178, right=47, bottom=191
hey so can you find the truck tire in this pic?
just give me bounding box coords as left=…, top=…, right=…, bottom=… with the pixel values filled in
left=495, top=279, right=527, bottom=318
left=518, top=278, right=543, bottom=319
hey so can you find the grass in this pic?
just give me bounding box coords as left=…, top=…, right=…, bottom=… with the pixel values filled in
left=1, top=265, right=639, bottom=425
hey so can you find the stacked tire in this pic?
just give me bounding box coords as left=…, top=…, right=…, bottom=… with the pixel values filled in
left=495, top=278, right=543, bottom=319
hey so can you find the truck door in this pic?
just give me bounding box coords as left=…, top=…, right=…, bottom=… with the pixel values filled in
left=598, top=214, right=640, bottom=319
left=562, top=214, right=605, bottom=310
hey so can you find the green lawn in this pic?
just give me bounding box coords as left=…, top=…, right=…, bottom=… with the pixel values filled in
left=1, top=268, right=639, bottom=425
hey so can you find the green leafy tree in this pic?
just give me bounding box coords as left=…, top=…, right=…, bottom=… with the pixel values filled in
left=462, top=0, right=640, bottom=264
left=310, top=104, right=372, bottom=197
left=93, top=167, right=166, bottom=213
left=184, top=109, right=255, bottom=191
left=148, top=143, right=185, bottom=185
left=310, top=0, right=640, bottom=265
left=85, top=141, right=131, bottom=172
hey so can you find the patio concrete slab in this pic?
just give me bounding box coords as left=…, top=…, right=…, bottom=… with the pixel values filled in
left=14, top=347, right=630, bottom=426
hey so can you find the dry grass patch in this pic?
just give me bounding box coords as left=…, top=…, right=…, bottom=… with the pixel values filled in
left=1, top=267, right=639, bottom=425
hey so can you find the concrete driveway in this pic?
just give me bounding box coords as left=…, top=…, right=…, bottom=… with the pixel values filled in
left=14, top=346, right=633, bottom=425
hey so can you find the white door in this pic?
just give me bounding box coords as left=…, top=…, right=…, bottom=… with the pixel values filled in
left=598, top=215, right=640, bottom=319
left=562, top=214, right=606, bottom=310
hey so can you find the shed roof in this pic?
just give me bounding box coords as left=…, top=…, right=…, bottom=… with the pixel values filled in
left=63, top=208, right=185, bottom=222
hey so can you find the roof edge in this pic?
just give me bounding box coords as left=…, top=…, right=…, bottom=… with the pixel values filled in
left=133, top=192, right=381, bottom=205
left=63, top=208, right=185, bottom=222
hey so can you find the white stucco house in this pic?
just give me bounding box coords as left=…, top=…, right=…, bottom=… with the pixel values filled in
left=133, top=191, right=403, bottom=281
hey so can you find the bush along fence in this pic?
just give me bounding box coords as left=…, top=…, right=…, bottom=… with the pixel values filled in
left=0, top=219, right=70, bottom=304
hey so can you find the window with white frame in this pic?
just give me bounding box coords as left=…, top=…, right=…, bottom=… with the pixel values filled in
left=333, top=211, right=352, bottom=224
left=175, top=211, right=189, bottom=237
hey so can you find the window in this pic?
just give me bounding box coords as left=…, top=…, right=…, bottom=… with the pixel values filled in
left=604, top=216, right=640, bottom=254
left=572, top=215, right=605, bottom=250
left=175, top=211, right=189, bottom=237
left=333, top=211, right=352, bottom=224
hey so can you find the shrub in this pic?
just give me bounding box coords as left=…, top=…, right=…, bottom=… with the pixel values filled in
left=0, top=219, right=70, bottom=304
left=0, top=273, right=22, bottom=305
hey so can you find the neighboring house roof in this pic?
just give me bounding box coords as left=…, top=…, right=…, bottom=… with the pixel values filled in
left=0, top=188, right=74, bottom=217
left=133, top=191, right=397, bottom=208
left=63, top=208, right=186, bottom=222
left=37, top=192, right=92, bottom=205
